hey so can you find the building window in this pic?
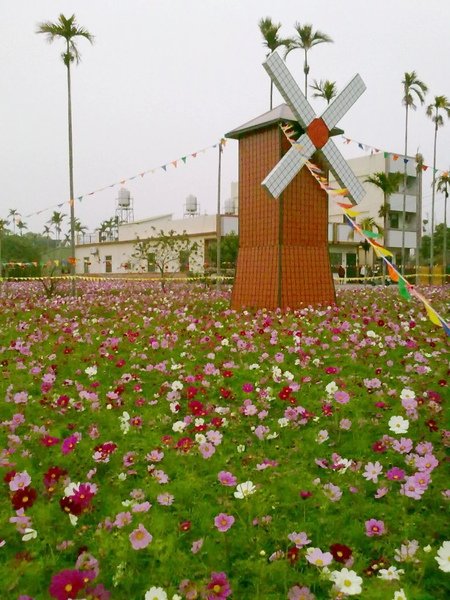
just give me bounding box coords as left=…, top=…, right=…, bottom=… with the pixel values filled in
left=329, top=252, right=342, bottom=268
left=83, top=257, right=90, bottom=274
left=105, top=255, right=112, bottom=273
left=389, top=212, right=399, bottom=229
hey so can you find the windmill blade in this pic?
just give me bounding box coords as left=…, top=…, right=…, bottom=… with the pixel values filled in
left=263, top=52, right=315, bottom=128
left=262, top=133, right=315, bottom=198
left=320, top=138, right=366, bottom=204
left=321, top=74, right=366, bottom=130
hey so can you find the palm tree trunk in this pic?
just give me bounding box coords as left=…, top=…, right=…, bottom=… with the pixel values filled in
left=66, top=53, right=76, bottom=295
left=415, top=164, right=422, bottom=281
left=401, top=105, right=409, bottom=275
left=430, top=118, right=438, bottom=273
left=304, top=49, right=308, bottom=99
left=383, top=193, right=387, bottom=284
left=444, top=192, right=448, bottom=280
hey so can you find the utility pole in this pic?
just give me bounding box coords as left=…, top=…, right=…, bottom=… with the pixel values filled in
left=216, top=140, right=223, bottom=288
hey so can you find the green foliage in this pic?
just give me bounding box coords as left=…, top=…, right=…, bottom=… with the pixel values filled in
left=420, top=223, right=450, bottom=262
left=206, top=232, right=239, bottom=270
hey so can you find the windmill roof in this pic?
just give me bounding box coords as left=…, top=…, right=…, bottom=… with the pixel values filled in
left=225, top=103, right=344, bottom=140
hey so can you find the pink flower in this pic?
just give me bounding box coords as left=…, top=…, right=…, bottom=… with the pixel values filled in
left=288, top=531, right=311, bottom=548
left=334, top=390, right=350, bottom=404
left=9, top=471, right=31, bottom=491
left=191, top=538, right=204, bottom=554
left=129, top=524, right=152, bottom=549
left=214, top=513, right=235, bottom=532
left=199, top=442, right=216, bottom=459
left=157, top=492, right=174, bottom=506
left=132, top=501, right=151, bottom=513
left=374, top=487, right=389, bottom=499
left=305, top=547, right=333, bottom=567
left=217, top=471, right=237, bottom=486
left=114, top=511, right=132, bottom=528
left=363, top=461, right=383, bottom=483
left=365, top=519, right=385, bottom=536
left=288, top=586, right=316, bottom=600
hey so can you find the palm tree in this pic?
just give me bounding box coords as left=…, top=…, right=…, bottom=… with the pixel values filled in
left=437, top=171, right=450, bottom=275
left=73, top=218, right=88, bottom=243
left=258, top=17, right=290, bottom=109
left=426, top=95, right=450, bottom=270
left=16, top=220, right=28, bottom=236
left=48, top=211, right=66, bottom=244
left=310, top=79, right=338, bottom=104
left=365, top=172, right=403, bottom=281
left=400, top=72, right=428, bottom=275
left=284, top=23, right=333, bottom=99
left=37, top=14, right=94, bottom=291
left=7, top=209, right=20, bottom=235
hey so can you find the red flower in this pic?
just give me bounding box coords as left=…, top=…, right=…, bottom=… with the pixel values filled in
left=11, top=486, right=37, bottom=510
left=49, top=568, right=95, bottom=600
left=3, top=470, right=17, bottom=484
left=189, top=400, right=206, bottom=415
left=179, top=520, right=192, bottom=532
left=43, top=466, right=68, bottom=489
left=60, top=496, right=83, bottom=516
left=287, top=546, right=300, bottom=564
left=176, top=437, right=194, bottom=452
left=41, top=435, right=61, bottom=447
left=330, top=543, right=352, bottom=563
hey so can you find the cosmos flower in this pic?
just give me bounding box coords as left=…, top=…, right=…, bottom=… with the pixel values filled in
left=329, top=567, right=363, bottom=595
left=234, top=481, right=256, bottom=499
left=129, top=524, right=152, bottom=550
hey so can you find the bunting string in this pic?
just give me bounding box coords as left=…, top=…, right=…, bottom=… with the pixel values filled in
left=280, top=124, right=450, bottom=337
left=24, top=139, right=227, bottom=220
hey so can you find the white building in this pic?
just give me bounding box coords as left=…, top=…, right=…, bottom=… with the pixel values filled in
left=75, top=213, right=238, bottom=276
left=328, top=153, right=420, bottom=277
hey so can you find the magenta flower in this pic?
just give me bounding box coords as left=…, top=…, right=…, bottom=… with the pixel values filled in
left=214, top=513, right=235, bottom=532
left=61, top=434, right=79, bottom=455
left=129, top=523, right=152, bottom=549
left=49, top=569, right=95, bottom=600
left=217, top=471, right=237, bottom=486
left=365, top=519, right=385, bottom=536
left=205, top=571, right=232, bottom=599
left=386, top=467, right=406, bottom=481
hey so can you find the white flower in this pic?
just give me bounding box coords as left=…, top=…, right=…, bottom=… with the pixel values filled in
left=283, top=371, right=294, bottom=381
left=171, top=380, right=183, bottom=391
left=69, top=514, right=78, bottom=526
left=325, top=381, right=338, bottom=396
left=194, top=418, right=205, bottom=427
left=423, top=544, right=432, bottom=553
left=118, top=472, right=127, bottom=481
left=329, top=568, right=363, bottom=595
left=84, top=365, right=97, bottom=378
left=234, top=481, right=256, bottom=499
left=400, top=388, right=415, bottom=400
left=195, top=433, right=206, bottom=445
left=144, top=587, right=168, bottom=600
left=388, top=415, right=410, bottom=434
left=366, top=330, right=378, bottom=338
left=221, top=338, right=229, bottom=346
left=316, top=429, right=329, bottom=444
left=236, top=444, right=246, bottom=453
left=278, top=417, right=289, bottom=427
left=435, top=540, right=450, bottom=572
left=172, top=420, right=187, bottom=433
left=249, top=363, right=260, bottom=370
left=378, top=566, right=404, bottom=580
left=22, top=528, right=37, bottom=542
left=64, top=482, right=80, bottom=497
left=393, top=589, right=407, bottom=600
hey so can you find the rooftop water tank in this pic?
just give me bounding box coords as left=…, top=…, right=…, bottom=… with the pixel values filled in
left=117, top=188, right=131, bottom=207
left=185, top=194, right=198, bottom=214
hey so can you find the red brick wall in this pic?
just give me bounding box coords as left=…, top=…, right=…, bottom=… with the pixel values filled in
left=231, top=124, right=335, bottom=309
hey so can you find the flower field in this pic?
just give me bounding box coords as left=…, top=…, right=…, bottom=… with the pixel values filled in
left=0, top=280, right=448, bottom=600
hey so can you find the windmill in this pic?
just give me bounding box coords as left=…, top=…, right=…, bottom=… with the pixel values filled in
left=226, top=51, right=366, bottom=309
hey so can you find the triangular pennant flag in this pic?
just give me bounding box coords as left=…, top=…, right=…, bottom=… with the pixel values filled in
left=358, top=143, right=364, bottom=149
left=425, top=304, right=442, bottom=326
left=172, top=160, right=178, bottom=168
left=403, top=158, right=408, bottom=164
left=362, top=229, right=382, bottom=239
left=192, top=153, right=197, bottom=158
left=440, top=317, right=450, bottom=336
left=387, top=263, right=399, bottom=282
left=422, top=165, right=428, bottom=171
left=181, top=157, right=187, bottom=163
left=161, top=165, right=167, bottom=171
left=373, top=245, right=394, bottom=257
left=398, top=278, right=411, bottom=300
left=337, top=202, right=354, bottom=209
left=393, top=154, right=399, bottom=161
left=343, top=209, right=360, bottom=217
left=384, top=152, right=389, bottom=158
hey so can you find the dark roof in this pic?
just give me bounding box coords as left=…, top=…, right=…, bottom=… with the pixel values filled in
left=225, top=103, right=343, bottom=140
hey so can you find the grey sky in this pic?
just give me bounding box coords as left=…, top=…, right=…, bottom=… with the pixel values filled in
left=2, top=0, right=449, bottom=235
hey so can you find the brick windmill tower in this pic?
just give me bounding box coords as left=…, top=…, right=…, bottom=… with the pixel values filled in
left=226, top=52, right=366, bottom=310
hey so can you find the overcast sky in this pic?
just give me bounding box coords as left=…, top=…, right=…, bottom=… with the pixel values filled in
left=2, top=0, right=449, bottom=235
